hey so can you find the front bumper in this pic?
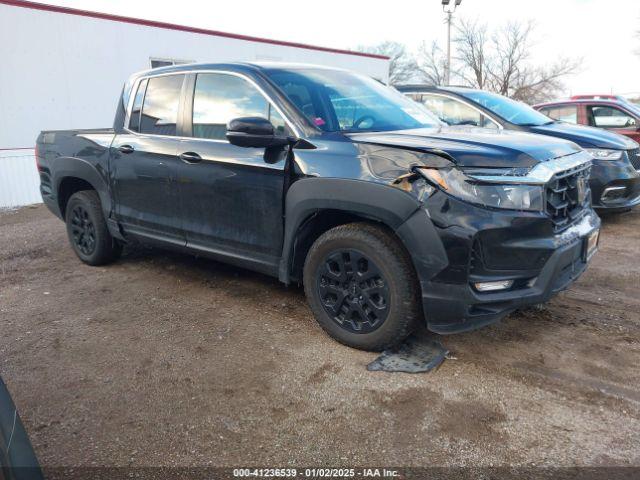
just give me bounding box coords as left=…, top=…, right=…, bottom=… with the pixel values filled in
left=590, top=158, right=640, bottom=211
left=403, top=193, right=601, bottom=334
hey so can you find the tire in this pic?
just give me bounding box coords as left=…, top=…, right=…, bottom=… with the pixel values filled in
left=65, top=190, right=122, bottom=266
left=303, top=222, right=420, bottom=351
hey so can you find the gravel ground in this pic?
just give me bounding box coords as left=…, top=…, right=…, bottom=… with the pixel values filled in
left=1, top=204, right=639, bottom=468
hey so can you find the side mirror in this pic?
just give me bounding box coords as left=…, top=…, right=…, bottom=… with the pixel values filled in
left=226, top=117, right=291, bottom=148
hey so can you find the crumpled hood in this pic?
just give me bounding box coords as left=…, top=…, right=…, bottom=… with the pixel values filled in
left=529, top=121, right=638, bottom=150
left=347, top=126, right=581, bottom=168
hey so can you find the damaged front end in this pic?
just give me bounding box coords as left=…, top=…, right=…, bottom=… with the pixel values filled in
left=391, top=149, right=601, bottom=333
left=405, top=149, right=593, bottom=216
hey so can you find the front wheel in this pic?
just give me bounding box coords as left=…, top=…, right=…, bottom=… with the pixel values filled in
left=303, top=223, right=421, bottom=351
left=65, top=190, right=122, bottom=266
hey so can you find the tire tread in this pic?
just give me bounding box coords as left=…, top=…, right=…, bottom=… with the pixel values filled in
left=65, top=190, right=122, bottom=266
left=303, top=222, right=420, bottom=351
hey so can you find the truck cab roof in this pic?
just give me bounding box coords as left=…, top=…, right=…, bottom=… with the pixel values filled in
left=128, top=61, right=349, bottom=81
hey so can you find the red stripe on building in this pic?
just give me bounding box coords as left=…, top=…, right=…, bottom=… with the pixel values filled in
left=0, top=0, right=389, bottom=60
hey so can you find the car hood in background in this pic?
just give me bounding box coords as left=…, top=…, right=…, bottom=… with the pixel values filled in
left=347, top=126, right=581, bottom=168
left=529, top=122, right=638, bottom=150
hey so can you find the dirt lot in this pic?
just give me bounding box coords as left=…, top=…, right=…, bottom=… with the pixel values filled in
left=1, top=204, right=639, bottom=468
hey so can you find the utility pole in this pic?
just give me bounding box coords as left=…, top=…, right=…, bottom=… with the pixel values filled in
left=442, top=0, right=462, bottom=86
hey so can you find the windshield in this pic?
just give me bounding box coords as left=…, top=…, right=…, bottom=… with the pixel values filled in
left=457, top=90, right=553, bottom=127
left=264, top=68, right=441, bottom=133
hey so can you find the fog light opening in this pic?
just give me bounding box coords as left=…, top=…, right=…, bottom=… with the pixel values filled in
left=474, top=280, right=514, bottom=292
left=601, top=186, right=627, bottom=203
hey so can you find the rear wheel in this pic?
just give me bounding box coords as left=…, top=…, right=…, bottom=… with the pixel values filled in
left=65, top=190, right=122, bottom=265
left=303, top=223, right=420, bottom=351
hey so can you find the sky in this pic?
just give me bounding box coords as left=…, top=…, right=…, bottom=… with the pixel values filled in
left=46, top=0, right=640, bottom=97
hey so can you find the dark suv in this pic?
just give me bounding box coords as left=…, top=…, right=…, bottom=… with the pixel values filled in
left=398, top=86, right=640, bottom=211
left=37, top=63, right=600, bottom=350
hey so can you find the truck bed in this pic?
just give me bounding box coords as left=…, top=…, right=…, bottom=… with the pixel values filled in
left=38, top=127, right=115, bottom=153
left=36, top=127, right=117, bottom=218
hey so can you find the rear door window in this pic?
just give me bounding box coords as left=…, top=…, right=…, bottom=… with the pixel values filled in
left=128, top=78, right=148, bottom=132
left=139, top=75, right=185, bottom=136
left=192, top=73, right=287, bottom=140
left=540, top=105, right=578, bottom=124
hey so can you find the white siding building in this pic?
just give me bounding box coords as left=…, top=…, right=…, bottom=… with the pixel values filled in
left=0, top=0, right=389, bottom=207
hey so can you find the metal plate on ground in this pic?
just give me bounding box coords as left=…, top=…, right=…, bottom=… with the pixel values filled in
left=367, top=335, right=448, bottom=373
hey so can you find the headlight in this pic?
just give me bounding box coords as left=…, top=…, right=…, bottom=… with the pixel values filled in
left=417, top=167, right=545, bottom=211
left=585, top=148, right=623, bottom=160
left=392, top=173, right=435, bottom=202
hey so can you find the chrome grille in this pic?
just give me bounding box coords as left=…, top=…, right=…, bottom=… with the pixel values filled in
left=628, top=148, right=640, bottom=170
left=546, top=163, right=591, bottom=232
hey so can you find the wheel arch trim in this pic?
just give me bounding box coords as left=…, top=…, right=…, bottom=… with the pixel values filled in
left=279, top=178, right=449, bottom=285
left=53, top=156, right=112, bottom=219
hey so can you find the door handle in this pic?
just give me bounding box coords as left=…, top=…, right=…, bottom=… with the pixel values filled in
left=118, top=144, right=135, bottom=154
left=179, top=151, right=202, bottom=164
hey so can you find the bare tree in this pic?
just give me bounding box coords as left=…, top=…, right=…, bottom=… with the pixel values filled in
left=465, top=20, right=580, bottom=103
left=485, top=21, right=582, bottom=103
left=487, top=20, right=535, bottom=96
left=414, top=41, right=448, bottom=86
left=417, top=19, right=580, bottom=103
left=508, top=58, right=582, bottom=104
left=453, top=19, right=490, bottom=89
left=356, top=41, right=418, bottom=84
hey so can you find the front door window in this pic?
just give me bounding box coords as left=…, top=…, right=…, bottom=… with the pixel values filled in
left=417, top=94, right=499, bottom=129
left=588, top=105, right=637, bottom=129
left=192, top=73, right=287, bottom=140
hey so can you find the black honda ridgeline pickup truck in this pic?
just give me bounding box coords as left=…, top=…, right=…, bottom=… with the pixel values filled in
left=37, top=63, right=601, bottom=351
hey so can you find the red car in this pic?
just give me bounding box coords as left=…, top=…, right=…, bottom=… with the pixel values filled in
left=534, top=95, right=640, bottom=143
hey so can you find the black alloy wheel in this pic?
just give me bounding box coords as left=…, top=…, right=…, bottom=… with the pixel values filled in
left=70, top=204, right=96, bottom=256
left=303, top=222, right=420, bottom=351
left=65, top=190, right=122, bottom=266
left=316, top=249, right=390, bottom=333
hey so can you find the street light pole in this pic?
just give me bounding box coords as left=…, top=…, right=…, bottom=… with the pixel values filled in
left=442, top=0, right=462, bottom=86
